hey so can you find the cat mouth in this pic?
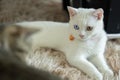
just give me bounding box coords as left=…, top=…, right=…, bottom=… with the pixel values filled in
left=79, top=36, right=90, bottom=41
left=78, top=37, right=88, bottom=41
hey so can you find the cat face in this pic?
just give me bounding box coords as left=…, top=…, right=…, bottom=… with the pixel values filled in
left=68, top=6, right=104, bottom=41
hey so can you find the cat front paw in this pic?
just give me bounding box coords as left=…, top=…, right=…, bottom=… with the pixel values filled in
left=103, top=69, right=114, bottom=78
left=92, top=73, right=103, bottom=80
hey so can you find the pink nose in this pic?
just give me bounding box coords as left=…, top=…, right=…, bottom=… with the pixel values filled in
left=79, top=35, right=84, bottom=38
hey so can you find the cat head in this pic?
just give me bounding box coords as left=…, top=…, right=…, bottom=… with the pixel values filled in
left=67, top=6, right=104, bottom=41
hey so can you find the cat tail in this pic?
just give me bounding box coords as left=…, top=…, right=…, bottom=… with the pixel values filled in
left=107, top=34, right=120, bottom=39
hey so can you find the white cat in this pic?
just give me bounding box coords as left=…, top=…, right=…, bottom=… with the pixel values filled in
left=16, top=6, right=115, bottom=80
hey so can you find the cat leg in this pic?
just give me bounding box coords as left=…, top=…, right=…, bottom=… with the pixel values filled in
left=89, top=55, right=113, bottom=77
left=68, top=58, right=103, bottom=80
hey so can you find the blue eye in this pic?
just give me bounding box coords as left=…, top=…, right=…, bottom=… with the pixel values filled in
left=74, top=25, right=79, bottom=30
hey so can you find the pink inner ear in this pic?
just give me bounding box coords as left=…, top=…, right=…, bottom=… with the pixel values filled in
left=97, top=12, right=102, bottom=20
left=67, top=6, right=77, bottom=17
left=70, top=10, right=76, bottom=16
left=93, top=8, right=103, bottom=20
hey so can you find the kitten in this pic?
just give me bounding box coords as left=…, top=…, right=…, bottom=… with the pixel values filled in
left=0, top=25, right=62, bottom=80
left=14, top=6, right=115, bottom=80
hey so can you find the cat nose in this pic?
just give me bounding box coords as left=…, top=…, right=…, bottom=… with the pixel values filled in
left=79, top=34, right=84, bottom=38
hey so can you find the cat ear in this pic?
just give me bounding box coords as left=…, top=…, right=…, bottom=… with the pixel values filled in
left=93, top=8, right=104, bottom=20
left=67, top=6, right=77, bottom=18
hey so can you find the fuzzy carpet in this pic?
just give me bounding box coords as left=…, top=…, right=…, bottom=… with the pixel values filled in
left=0, top=0, right=120, bottom=80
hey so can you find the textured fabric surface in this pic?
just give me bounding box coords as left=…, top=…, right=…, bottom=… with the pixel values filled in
left=0, top=0, right=120, bottom=80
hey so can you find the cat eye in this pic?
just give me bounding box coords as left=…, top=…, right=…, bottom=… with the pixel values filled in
left=74, top=25, right=79, bottom=30
left=86, top=26, right=93, bottom=31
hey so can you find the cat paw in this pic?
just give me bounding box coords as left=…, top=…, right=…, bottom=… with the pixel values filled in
left=93, top=73, right=103, bottom=80
left=103, top=69, right=114, bottom=78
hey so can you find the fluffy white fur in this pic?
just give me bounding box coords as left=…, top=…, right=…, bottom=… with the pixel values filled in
left=16, top=7, right=114, bottom=80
